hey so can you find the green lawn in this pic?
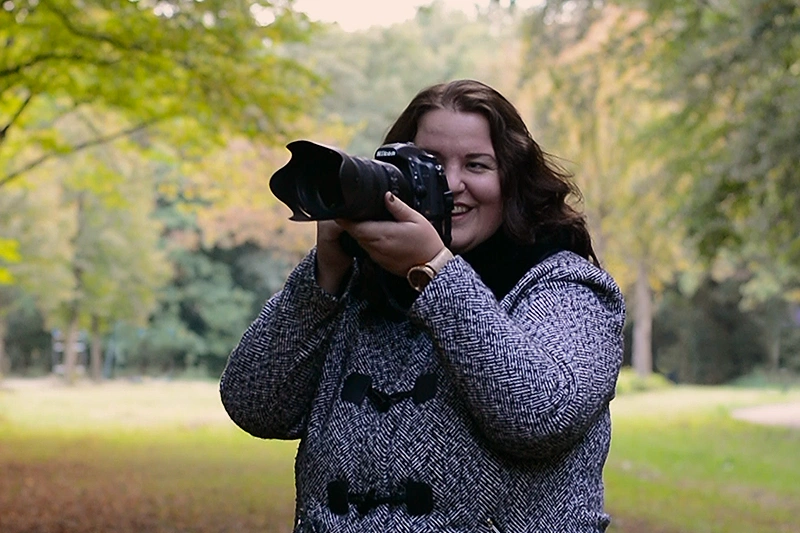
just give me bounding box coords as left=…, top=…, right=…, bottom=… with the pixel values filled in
left=606, top=387, right=800, bottom=533
left=0, top=378, right=798, bottom=532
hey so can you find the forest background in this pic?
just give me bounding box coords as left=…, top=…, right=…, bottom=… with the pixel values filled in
left=1, top=0, right=799, bottom=387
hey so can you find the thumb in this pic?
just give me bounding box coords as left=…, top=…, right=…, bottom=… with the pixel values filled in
left=384, top=192, right=418, bottom=222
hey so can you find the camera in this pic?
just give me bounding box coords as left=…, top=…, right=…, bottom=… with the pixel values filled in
left=269, top=140, right=453, bottom=245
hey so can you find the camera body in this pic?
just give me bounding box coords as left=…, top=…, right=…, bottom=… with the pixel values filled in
left=269, top=140, right=453, bottom=245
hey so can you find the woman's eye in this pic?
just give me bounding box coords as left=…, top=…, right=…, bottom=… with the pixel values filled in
left=467, top=162, right=490, bottom=171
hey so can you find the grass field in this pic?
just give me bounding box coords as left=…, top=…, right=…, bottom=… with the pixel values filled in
left=1, top=377, right=798, bottom=533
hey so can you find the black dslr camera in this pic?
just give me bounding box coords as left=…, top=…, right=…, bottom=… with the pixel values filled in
left=269, top=140, right=453, bottom=246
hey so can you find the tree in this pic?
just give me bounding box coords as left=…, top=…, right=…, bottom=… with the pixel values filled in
left=1, top=0, right=320, bottom=188
left=641, top=0, right=800, bottom=373
left=98, top=125, right=332, bottom=377
left=46, top=138, right=172, bottom=382
left=521, top=1, right=691, bottom=377
left=294, top=0, right=524, bottom=156
left=0, top=238, right=21, bottom=376
left=645, top=0, right=800, bottom=301
left=0, top=168, right=74, bottom=380
left=0, top=0, right=323, bottom=380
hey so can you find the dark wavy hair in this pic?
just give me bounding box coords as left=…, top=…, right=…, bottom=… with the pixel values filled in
left=384, top=79, right=598, bottom=265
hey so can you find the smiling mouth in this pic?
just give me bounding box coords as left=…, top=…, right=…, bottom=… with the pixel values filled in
left=452, top=205, right=470, bottom=216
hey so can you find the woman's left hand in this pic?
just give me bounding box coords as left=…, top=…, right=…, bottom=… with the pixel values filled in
left=337, top=192, right=446, bottom=277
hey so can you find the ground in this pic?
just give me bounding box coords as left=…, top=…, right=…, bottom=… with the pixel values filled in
left=2, top=378, right=799, bottom=533
left=731, top=401, right=800, bottom=428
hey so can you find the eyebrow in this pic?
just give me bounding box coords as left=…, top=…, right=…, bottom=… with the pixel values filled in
left=423, top=149, right=496, bottom=160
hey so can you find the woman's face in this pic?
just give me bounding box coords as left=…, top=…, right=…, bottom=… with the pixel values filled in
left=414, top=109, right=503, bottom=254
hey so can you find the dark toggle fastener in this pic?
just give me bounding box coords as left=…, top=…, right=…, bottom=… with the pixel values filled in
left=341, top=372, right=438, bottom=412
left=340, top=373, right=371, bottom=405
left=327, top=479, right=434, bottom=516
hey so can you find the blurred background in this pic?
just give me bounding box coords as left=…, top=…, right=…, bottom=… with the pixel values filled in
left=1, top=2, right=800, bottom=532
left=2, top=0, right=798, bottom=386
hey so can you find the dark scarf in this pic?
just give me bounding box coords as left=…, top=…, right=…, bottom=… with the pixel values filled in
left=356, top=230, right=560, bottom=319
left=461, top=229, right=560, bottom=301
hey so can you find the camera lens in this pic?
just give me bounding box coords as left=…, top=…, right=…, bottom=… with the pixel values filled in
left=316, top=176, right=344, bottom=211
left=270, top=141, right=405, bottom=221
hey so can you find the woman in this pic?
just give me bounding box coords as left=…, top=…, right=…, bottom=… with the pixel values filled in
left=220, top=79, right=625, bottom=532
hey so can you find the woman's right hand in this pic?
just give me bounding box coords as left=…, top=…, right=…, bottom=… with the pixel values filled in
left=315, top=221, right=354, bottom=295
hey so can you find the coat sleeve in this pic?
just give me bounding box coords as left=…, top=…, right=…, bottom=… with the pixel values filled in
left=219, top=249, right=349, bottom=440
left=409, top=253, right=625, bottom=461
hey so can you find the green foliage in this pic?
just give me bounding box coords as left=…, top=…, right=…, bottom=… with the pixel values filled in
left=1, top=294, right=51, bottom=375
left=615, top=367, right=674, bottom=395
left=4, top=0, right=796, bottom=386
left=650, top=277, right=767, bottom=384
left=67, top=154, right=172, bottom=329
left=0, top=168, right=75, bottom=322
left=0, top=238, right=20, bottom=284
left=0, top=0, right=321, bottom=186
left=521, top=1, right=800, bottom=380
left=108, top=185, right=296, bottom=376
left=731, top=367, right=800, bottom=390
left=117, top=246, right=255, bottom=376
left=209, top=244, right=295, bottom=316
left=521, top=1, right=686, bottom=286
left=643, top=0, right=800, bottom=298
left=0, top=0, right=324, bottom=379
left=294, top=1, right=523, bottom=156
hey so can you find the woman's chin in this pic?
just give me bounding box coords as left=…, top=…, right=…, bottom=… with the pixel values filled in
left=448, top=237, right=472, bottom=254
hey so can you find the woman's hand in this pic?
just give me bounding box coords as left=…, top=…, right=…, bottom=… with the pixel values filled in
left=315, top=220, right=354, bottom=295
left=338, top=192, right=446, bottom=277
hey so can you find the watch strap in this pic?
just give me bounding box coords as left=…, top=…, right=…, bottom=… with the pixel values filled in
left=406, top=247, right=454, bottom=292
left=426, top=247, right=454, bottom=274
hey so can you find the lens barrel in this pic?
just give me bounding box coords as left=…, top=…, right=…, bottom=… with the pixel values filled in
left=270, top=141, right=408, bottom=221
left=269, top=140, right=452, bottom=246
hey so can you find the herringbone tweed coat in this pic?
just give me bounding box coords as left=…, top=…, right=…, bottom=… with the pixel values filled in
left=220, top=248, right=625, bottom=533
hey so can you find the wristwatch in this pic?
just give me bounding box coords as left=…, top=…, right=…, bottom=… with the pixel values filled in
left=406, top=247, right=454, bottom=292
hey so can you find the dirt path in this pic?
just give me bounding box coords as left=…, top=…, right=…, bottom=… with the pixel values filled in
left=731, top=401, right=800, bottom=428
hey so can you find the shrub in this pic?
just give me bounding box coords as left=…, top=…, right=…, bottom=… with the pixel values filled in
left=615, top=367, right=675, bottom=395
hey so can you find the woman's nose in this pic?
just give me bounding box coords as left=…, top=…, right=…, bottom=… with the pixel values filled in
left=446, top=167, right=466, bottom=193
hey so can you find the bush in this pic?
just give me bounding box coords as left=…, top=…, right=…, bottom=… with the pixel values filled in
left=615, top=367, right=675, bottom=395
left=729, top=367, right=799, bottom=391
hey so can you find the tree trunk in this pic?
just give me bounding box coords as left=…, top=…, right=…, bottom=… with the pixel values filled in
left=766, top=320, right=781, bottom=372
left=63, top=190, right=86, bottom=385
left=0, top=318, right=7, bottom=380
left=63, top=316, right=80, bottom=385
left=90, top=315, right=103, bottom=382
left=632, top=259, right=653, bottom=378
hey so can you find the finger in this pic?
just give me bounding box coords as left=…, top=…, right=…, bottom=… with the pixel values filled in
left=338, top=220, right=392, bottom=243
left=384, top=192, right=420, bottom=223
left=335, top=217, right=368, bottom=234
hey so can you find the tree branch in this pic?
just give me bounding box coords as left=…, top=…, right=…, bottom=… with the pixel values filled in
left=74, top=110, right=130, bottom=177
left=0, top=53, right=120, bottom=79
left=0, top=92, right=33, bottom=145
left=40, top=0, right=149, bottom=53
left=0, top=119, right=162, bottom=188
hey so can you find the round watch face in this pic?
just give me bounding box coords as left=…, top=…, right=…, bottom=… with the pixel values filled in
left=407, top=266, right=435, bottom=292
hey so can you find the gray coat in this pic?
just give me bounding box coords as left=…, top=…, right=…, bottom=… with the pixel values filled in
left=220, top=248, right=625, bottom=533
